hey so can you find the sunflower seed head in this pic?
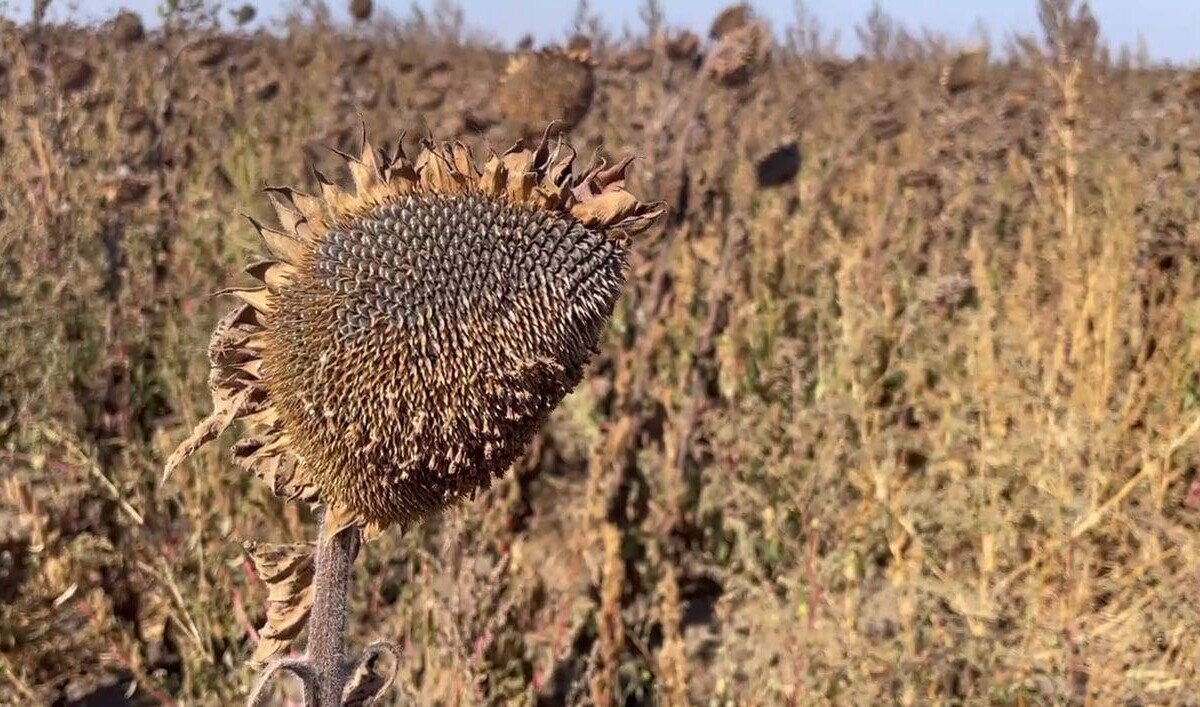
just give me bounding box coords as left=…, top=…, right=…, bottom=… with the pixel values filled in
left=497, top=51, right=596, bottom=138
left=266, top=193, right=626, bottom=526
left=166, top=127, right=664, bottom=539
left=705, top=21, right=771, bottom=88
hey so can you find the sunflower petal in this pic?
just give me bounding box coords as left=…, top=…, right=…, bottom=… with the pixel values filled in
left=162, top=387, right=253, bottom=482
left=219, top=286, right=275, bottom=315
left=245, top=260, right=297, bottom=289
left=246, top=215, right=308, bottom=264
left=478, top=151, right=507, bottom=197
left=264, top=191, right=302, bottom=235
left=570, top=189, right=641, bottom=228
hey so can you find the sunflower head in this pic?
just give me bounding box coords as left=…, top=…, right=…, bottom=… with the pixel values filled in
left=496, top=50, right=596, bottom=138
left=708, top=3, right=752, bottom=40
left=166, top=127, right=664, bottom=538
left=706, top=21, right=770, bottom=88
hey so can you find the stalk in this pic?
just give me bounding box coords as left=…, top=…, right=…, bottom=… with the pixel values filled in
left=307, top=512, right=361, bottom=706
left=248, top=509, right=365, bottom=707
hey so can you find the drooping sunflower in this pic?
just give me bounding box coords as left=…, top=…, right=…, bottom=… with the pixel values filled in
left=496, top=50, right=595, bottom=138
left=166, top=128, right=664, bottom=541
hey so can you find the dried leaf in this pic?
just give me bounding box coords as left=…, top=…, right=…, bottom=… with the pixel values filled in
left=245, top=542, right=315, bottom=666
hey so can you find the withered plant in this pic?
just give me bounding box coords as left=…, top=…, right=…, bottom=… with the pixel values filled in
left=164, top=127, right=663, bottom=704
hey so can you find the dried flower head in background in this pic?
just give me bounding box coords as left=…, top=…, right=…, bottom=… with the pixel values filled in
left=706, top=21, right=770, bottom=88
left=232, top=4, right=257, bottom=26
left=165, top=128, right=664, bottom=540
left=189, top=36, right=231, bottom=67
left=663, top=29, right=700, bottom=62
left=52, top=55, right=94, bottom=94
left=708, top=3, right=752, bottom=40
left=566, top=34, right=593, bottom=54
left=619, top=48, right=655, bottom=74
left=942, top=47, right=988, bottom=94
left=109, top=10, right=144, bottom=45
left=754, top=140, right=801, bottom=187
left=496, top=50, right=595, bottom=138
left=349, top=0, right=372, bottom=22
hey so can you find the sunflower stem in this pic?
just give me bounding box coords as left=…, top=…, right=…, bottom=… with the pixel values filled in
left=307, top=510, right=360, bottom=706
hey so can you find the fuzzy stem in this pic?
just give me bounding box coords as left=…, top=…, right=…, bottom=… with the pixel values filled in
left=307, top=511, right=360, bottom=706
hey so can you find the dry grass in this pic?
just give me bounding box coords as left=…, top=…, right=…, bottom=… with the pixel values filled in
left=3, top=1, right=1200, bottom=704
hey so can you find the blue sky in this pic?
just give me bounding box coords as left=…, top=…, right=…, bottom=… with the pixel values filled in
left=7, top=0, right=1199, bottom=63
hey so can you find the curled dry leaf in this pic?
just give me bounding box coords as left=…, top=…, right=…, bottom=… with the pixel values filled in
left=342, top=640, right=402, bottom=706
left=245, top=541, right=315, bottom=665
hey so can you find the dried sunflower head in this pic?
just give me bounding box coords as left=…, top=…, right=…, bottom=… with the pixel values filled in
left=166, top=128, right=664, bottom=538
left=709, top=3, right=752, bottom=40
left=52, top=55, right=94, bottom=94
left=942, top=47, right=987, bottom=94
left=496, top=50, right=595, bottom=138
left=705, top=21, right=770, bottom=88
left=663, top=30, right=700, bottom=63
left=110, top=10, right=144, bottom=45
left=618, top=48, right=655, bottom=74
left=349, top=0, right=372, bottom=22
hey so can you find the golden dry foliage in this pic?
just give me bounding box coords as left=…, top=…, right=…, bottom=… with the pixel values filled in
left=4, top=1, right=1200, bottom=704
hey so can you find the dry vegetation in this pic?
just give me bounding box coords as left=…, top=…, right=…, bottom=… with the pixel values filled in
left=3, top=0, right=1200, bottom=704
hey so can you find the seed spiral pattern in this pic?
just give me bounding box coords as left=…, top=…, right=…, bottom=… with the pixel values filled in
left=265, top=194, right=625, bottom=526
